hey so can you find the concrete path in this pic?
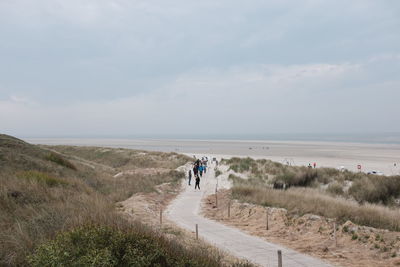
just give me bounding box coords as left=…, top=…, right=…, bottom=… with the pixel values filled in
left=166, top=164, right=335, bottom=267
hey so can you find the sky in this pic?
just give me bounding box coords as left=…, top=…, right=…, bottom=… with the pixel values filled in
left=0, top=0, right=400, bottom=138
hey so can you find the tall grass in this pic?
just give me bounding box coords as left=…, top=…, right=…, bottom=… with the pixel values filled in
left=224, top=157, right=400, bottom=205
left=16, top=170, right=69, bottom=187
left=232, top=185, right=400, bottom=231
left=28, top=223, right=224, bottom=267
left=1, top=134, right=210, bottom=266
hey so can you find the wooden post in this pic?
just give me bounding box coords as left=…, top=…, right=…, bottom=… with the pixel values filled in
left=195, top=224, right=198, bottom=240
left=228, top=200, right=231, bottom=218
left=160, top=208, right=163, bottom=225
left=334, top=222, right=337, bottom=247
left=266, top=208, right=269, bottom=231
left=215, top=191, right=218, bottom=208
left=277, top=250, right=282, bottom=267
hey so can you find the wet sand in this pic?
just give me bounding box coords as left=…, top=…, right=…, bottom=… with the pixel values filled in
left=26, top=138, right=400, bottom=175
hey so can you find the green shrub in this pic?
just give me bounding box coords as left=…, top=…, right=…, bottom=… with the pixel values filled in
left=46, top=152, right=77, bottom=170
left=215, top=170, right=222, bottom=177
left=349, top=176, right=400, bottom=204
left=275, top=169, right=318, bottom=187
left=17, top=171, right=68, bottom=187
left=227, top=157, right=257, bottom=173
left=28, top=225, right=221, bottom=267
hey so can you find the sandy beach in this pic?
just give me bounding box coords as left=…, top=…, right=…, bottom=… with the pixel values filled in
left=25, top=138, right=400, bottom=175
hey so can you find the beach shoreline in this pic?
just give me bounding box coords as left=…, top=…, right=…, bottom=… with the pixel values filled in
left=25, top=138, right=400, bottom=175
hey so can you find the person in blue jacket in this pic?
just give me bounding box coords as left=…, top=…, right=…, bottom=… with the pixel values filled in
left=198, top=164, right=203, bottom=177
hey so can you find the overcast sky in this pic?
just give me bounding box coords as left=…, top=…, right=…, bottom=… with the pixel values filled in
left=1, top=0, right=400, bottom=137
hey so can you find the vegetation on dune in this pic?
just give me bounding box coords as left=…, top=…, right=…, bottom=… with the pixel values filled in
left=16, top=170, right=69, bottom=187
left=232, top=185, right=400, bottom=232
left=1, top=134, right=224, bottom=266
left=46, top=145, right=190, bottom=170
left=223, top=157, right=400, bottom=231
left=45, top=152, right=77, bottom=170
left=28, top=224, right=223, bottom=267
left=223, top=157, right=400, bottom=206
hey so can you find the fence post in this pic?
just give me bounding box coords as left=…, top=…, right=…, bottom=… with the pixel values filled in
left=195, top=224, right=198, bottom=240
left=334, top=222, right=337, bottom=247
left=160, top=208, right=163, bottom=225
left=277, top=250, right=282, bottom=267
left=215, top=191, right=218, bottom=208
left=228, top=200, right=231, bottom=218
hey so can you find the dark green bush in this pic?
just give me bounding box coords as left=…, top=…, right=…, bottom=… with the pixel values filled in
left=348, top=176, right=400, bottom=204
left=28, top=225, right=221, bottom=267
left=275, top=168, right=318, bottom=187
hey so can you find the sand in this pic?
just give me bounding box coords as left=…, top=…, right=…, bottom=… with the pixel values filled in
left=27, top=138, right=400, bottom=175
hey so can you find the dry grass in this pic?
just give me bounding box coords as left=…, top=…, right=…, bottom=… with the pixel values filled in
left=223, top=157, right=400, bottom=206
left=232, top=185, right=400, bottom=231
left=1, top=134, right=215, bottom=266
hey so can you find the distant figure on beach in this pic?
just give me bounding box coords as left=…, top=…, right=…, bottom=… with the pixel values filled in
left=313, top=162, right=316, bottom=168
left=203, top=164, right=207, bottom=174
left=188, top=169, right=192, bottom=186
left=308, top=163, right=312, bottom=168
left=195, top=175, right=200, bottom=190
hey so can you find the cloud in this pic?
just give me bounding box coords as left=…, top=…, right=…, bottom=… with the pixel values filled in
left=0, top=1, right=399, bottom=136
left=1, top=55, right=399, bottom=136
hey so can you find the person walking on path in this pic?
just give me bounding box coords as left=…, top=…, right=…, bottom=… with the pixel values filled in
left=199, top=164, right=203, bottom=177
left=188, top=169, right=192, bottom=186
left=203, top=164, right=207, bottom=174
left=195, top=175, right=200, bottom=190
left=193, top=164, right=198, bottom=178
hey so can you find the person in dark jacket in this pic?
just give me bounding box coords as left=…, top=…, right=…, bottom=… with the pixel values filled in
left=188, top=169, right=192, bottom=186
left=193, top=164, right=198, bottom=178
left=195, top=175, right=200, bottom=190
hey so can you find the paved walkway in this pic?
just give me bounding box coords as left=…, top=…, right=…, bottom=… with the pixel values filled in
left=166, top=164, right=334, bottom=267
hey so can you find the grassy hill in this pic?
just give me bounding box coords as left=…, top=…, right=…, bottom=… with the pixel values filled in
left=0, top=134, right=226, bottom=266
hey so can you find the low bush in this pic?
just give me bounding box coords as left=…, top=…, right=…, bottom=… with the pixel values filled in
left=16, top=171, right=68, bottom=187
left=349, top=176, right=400, bottom=204
left=327, top=182, right=344, bottom=196
left=225, top=157, right=257, bottom=173
left=224, top=157, right=400, bottom=206
left=45, top=152, right=77, bottom=170
left=28, top=224, right=222, bottom=267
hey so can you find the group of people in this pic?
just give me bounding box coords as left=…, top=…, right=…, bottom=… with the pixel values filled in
left=188, top=157, right=209, bottom=190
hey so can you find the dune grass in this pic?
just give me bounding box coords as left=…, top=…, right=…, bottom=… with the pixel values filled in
left=223, top=157, right=400, bottom=206
left=28, top=223, right=225, bottom=267
left=16, top=170, right=69, bottom=187
left=232, top=185, right=400, bottom=231
left=1, top=134, right=231, bottom=266
left=224, top=156, right=400, bottom=231
left=45, top=152, right=77, bottom=170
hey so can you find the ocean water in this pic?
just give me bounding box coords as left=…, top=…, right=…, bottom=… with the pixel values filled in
left=21, top=132, right=400, bottom=145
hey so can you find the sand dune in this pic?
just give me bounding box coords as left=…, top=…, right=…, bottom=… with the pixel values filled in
left=27, top=138, right=400, bottom=175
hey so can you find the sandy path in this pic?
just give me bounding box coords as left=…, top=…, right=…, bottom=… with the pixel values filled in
left=166, top=163, right=335, bottom=267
